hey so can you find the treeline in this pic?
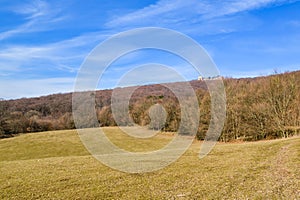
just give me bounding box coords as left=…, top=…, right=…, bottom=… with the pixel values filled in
left=218, top=71, right=300, bottom=141
left=0, top=71, right=299, bottom=141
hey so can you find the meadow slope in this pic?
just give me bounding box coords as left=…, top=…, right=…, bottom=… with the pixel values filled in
left=0, top=128, right=299, bottom=199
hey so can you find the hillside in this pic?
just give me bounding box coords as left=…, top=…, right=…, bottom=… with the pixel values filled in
left=0, top=70, right=300, bottom=141
left=0, top=128, right=299, bottom=199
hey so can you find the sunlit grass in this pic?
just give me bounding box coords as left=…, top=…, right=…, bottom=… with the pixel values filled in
left=0, top=128, right=299, bottom=199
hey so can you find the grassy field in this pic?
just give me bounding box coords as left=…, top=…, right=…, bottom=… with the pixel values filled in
left=0, top=127, right=299, bottom=199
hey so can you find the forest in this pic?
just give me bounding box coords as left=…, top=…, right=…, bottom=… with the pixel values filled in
left=0, top=71, right=299, bottom=141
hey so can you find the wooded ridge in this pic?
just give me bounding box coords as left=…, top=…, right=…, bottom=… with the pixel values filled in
left=1, top=71, right=299, bottom=141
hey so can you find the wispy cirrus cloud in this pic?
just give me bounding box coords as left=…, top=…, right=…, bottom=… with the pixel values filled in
left=12, top=0, right=49, bottom=19
left=1, top=0, right=300, bottom=99
left=0, top=0, right=66, bottom=41
left=0, top=31, right=111, bottom=75
left=106, top=0, right=298, bottom=30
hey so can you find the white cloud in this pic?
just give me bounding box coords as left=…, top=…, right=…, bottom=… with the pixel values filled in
left=0, top=30, right=112, bottom=99
left=0, top=31, right=110, bottom=74
left=12, top=0, right=48, bottom=19
left=0, top=0, right=66, bottom=40
left=1, top=0, right=299, bottom=99
left=106, top=0, right=296, bottom=29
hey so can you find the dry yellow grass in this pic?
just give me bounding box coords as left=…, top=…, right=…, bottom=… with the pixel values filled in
left=0, top=128, right=299, bottom=199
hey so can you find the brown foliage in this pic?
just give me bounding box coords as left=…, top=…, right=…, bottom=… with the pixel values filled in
left=0, top=71, right=299, bottom=141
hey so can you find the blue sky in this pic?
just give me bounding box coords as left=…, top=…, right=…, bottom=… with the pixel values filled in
left=1, top=0, right=300, bottom=99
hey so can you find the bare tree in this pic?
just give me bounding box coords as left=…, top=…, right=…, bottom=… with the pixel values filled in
left=267, top=73, right=296, bottom=138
